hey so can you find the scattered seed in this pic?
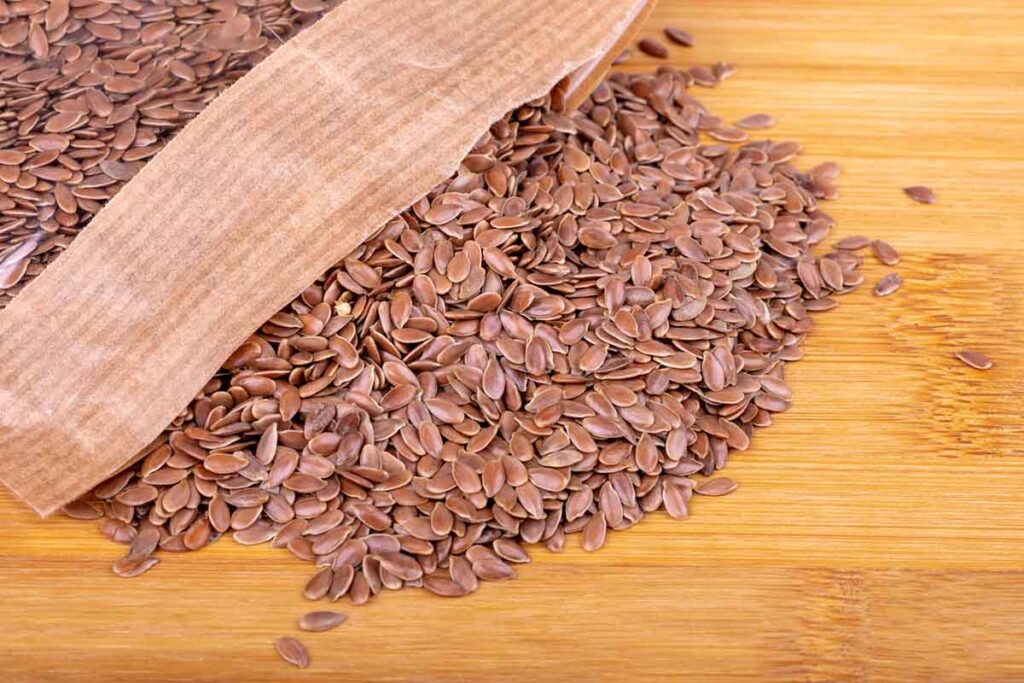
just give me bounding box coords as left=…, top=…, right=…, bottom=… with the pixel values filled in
left=871, top=240, right=901, bottom=266
left=582, top=513, right=607, bottom=552
left=274, top=637, right=310, bottom=669
left=664, top=28, right=694, bottom=47
left=303, top=568, right=333, bottom=600
left=835, top=235, right=871, bottom=250
left=112, top=555, right=159, bottom=578
left=735, top=113, right=775, bottom=130
left=298, top=611, right=347, bottom=632
left=903, top=186, right=936, bottom=204
left=874, top=273, right=903, bottom=297
left=60, top=500, right=103, bottom=520
left=953, top=350, right=992, bottom=370
left=695, top=478, right=738, bottom=496
left=637, top=37, right=669, bottom=59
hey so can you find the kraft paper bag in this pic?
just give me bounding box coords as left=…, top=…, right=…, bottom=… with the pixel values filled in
left=0, top=0, right=653, bottom=516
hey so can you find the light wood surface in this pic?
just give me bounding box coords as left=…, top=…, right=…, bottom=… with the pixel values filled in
left=2, top=1, right=1023, bottom=680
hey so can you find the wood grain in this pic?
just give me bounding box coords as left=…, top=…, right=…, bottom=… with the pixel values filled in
left=2, top=0, right=1022, bottom=680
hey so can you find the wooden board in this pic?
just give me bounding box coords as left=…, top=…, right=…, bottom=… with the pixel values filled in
left=2, top=0, right=1022, bottom=680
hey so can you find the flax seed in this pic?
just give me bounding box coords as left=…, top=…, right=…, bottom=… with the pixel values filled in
left=46, top=31, right=873, bottom=667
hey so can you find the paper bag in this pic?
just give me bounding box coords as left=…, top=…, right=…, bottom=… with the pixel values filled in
left=0, top=0, right=653, bottom=516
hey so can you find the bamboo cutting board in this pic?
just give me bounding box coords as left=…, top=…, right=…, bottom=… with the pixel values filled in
left=1, top=0, right=1022, bottom=680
